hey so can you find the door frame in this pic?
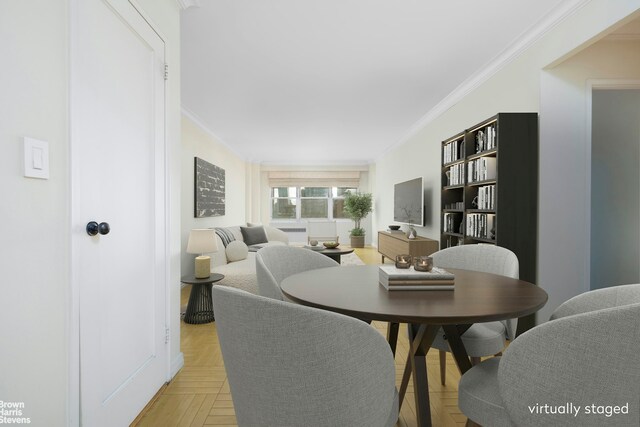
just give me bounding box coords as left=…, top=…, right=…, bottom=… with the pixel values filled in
left=584, top=79, right=640, bottom=293
left=68, top=1, right=171, bottom=425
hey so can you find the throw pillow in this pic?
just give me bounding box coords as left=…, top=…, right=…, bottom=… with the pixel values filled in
left=240, top=226, right=268, bottom=246
left=225, top=241, right=249, bottom=262
left=215, top=227, right=236, bottom=248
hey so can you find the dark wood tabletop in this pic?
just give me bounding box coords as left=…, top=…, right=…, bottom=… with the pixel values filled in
left=180, top=273, right=224, bottom=286
left=281, top=264, right=548, bottom=427
left=280, top=265, right=548, bottom=324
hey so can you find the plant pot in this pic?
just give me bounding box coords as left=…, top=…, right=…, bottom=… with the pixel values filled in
left=350, top=235, right=365, bottom=248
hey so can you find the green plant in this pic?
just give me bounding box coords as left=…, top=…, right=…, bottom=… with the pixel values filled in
left=343, top=191, right=373, bottom=236
left=350, top=227, right=365, bottom=237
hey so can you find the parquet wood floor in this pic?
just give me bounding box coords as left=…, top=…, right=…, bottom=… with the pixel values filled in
left=132, top=247, right=468, bottom=426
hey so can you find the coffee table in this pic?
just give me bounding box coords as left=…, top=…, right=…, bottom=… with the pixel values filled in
left=315, top=246, right=354, bottom=263
left=281, top=265, right=548, bottom=427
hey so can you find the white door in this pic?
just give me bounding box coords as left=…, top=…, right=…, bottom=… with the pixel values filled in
left=72, top=0, right=167, bottom=425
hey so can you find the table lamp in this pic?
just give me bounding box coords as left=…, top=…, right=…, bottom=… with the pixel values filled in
left=187, top=229, right=218, bottom=279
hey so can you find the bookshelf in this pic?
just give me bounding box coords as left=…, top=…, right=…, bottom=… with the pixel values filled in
left=440, top=113, right=538, bottom=333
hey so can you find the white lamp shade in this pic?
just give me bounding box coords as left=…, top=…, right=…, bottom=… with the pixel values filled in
left=187, top=229, right=218, bottom=254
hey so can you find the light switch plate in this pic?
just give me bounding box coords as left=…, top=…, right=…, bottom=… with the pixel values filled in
left=24, top=137, right=49, bottom=179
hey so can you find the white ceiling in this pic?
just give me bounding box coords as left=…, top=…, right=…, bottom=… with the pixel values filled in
left=181, top=0, right=578, bottom=165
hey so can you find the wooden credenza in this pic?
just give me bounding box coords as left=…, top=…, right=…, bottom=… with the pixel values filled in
left=378, top=231, right=439, bottom=263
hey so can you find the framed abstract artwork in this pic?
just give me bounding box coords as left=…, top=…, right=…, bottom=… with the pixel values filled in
left=194, top=157, right=225, bottom=217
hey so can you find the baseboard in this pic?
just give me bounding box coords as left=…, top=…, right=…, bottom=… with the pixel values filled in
left=170, top=352, right=184, bottom=379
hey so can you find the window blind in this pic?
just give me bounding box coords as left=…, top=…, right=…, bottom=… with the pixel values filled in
left=267, top=171, right=360, bottom=188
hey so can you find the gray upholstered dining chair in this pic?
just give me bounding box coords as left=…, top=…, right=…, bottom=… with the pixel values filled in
left=430, top=244, right=519, bottom=384
left=458, top=284, right=640, bottom=427
left=255, top=245, right=338, bottom=300
left=258, top=245, right=402, bottom=355
left=211, top=285, right=399, bottom=427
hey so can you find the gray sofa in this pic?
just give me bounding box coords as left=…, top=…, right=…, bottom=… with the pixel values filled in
left=210, top=224, right=288, bottom=294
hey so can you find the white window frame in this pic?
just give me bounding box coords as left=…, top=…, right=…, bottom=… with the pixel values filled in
left=270, top=186, right=355, bottom=221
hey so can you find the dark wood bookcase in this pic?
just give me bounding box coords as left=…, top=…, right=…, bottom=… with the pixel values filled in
left=440, top=112, right=538, bottom=333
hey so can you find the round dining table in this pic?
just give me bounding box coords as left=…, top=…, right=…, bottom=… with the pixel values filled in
left=281, top=265, right=548, bottom=427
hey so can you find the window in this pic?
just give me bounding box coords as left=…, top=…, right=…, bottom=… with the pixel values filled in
left=271, top=187, right=297, bottom=219
left=301, top=187, right=329, bottom=219
left=270, top=186, right=356, bottom=220
left=332, top=187, right=354, bottom=219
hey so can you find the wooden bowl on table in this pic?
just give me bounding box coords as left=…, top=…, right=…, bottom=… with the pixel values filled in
left=323, top=241, right=339, bottom=249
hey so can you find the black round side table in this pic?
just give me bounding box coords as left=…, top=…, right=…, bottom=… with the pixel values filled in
left=182, top=273, right=224, bottom=324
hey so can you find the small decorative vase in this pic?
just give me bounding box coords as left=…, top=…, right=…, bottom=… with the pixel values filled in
left=407, top=226, right=417, bottom=239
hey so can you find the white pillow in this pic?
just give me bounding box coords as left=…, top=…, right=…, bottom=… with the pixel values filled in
left=225, top=240, right=249, bottom=262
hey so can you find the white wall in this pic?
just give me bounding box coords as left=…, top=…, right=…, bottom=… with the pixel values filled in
left=0, top=1, right=181, bottom=425
left=245, top=162, right=262, bottom=223
left=374, top=1, right=640, bottom=324
left=0, top=1, right=69, bottom=424
left=539, top=39, right=640, bottom=321
left=181, top=115, right=247, bottom=276
left=590, top=89, right=640, bottom=290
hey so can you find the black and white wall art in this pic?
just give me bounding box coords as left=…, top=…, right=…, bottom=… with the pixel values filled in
left=194, top=157, right=225, bottom=217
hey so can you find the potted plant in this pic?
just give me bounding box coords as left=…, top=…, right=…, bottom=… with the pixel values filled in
left=343, top=191, right=373, bottom=248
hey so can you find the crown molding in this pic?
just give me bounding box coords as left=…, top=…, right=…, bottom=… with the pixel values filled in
left=176, top=0, right=200, bottom=11
left=181, top=106, right=247, bottom=161
left=377, top=0, right=591, bottom=162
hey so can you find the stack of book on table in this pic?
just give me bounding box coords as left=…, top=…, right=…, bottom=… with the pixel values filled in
left=379, top=265, right=455, bottom=291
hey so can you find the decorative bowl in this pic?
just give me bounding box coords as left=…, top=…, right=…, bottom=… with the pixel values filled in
left=323, top=241, right=339, bottom=249
left=389, top=225, right=401, bottom=231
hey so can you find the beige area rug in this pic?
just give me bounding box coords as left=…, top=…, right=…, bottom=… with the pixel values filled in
left=340, top=252, right=365, bottom=266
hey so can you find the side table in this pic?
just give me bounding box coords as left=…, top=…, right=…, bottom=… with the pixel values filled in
left=316, top=247, right=354, bottom=263
left=182, top=273, right=224, bottom=324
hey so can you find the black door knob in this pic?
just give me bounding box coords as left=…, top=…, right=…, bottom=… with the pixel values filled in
left=98, top=222, right=110, bottom=235
left=87, top=221, right=110, bottom=236
left=86, top=221, right=99, bottom=236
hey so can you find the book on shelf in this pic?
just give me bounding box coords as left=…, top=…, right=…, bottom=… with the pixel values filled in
left=446, top=163, right=465, bottom=186
left=477, top=184, right=495, bottom=210
left=467, top=157, right=496, bottom=183
left=444, top=201, right=464, bottom=210
left=443, top=139, right=463, bottom=164
left=475, top=124, right=497, bottom=153
left=443, top=212, right=462, bottom=233
left=466, top=213, right=496, bottom=239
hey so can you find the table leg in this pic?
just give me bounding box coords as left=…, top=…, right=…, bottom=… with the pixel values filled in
left=326, top=254, right=341, bottom=263
left=400, top=324, right=440, bottom=427
left=386, top=322, right=399, bottom=357
left=442, top=324, right=473, bottom=374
